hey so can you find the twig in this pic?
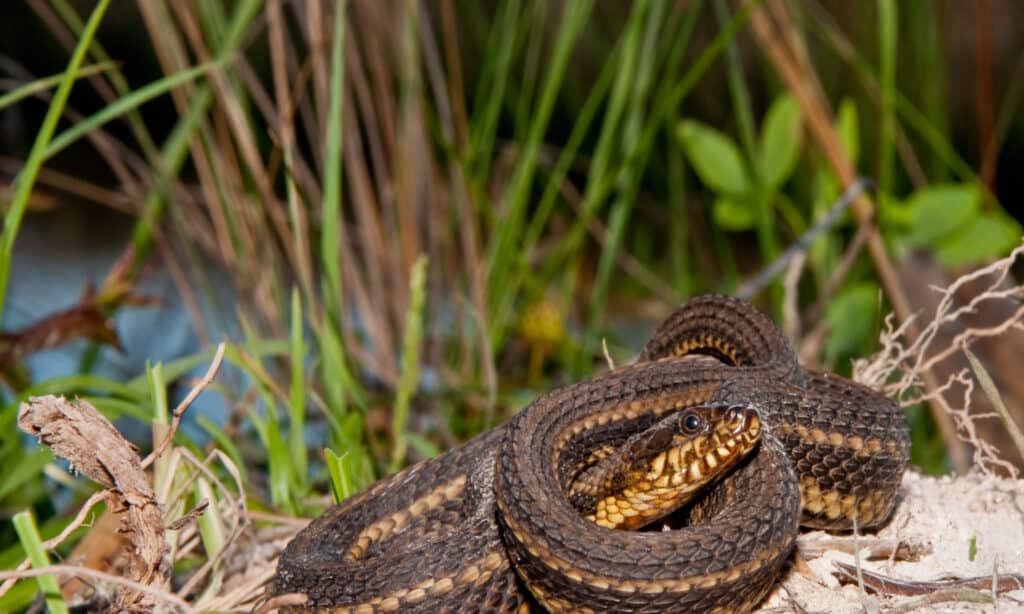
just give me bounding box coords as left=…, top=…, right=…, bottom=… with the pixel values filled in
left=0, top=566, right=195, bottom=613
left=745, top=0, right=910, bottom=320
left=797, top=535, right=929, bottom=562
left=141, top=342, right=226, bottom=470
left=0, top=489, right=114, bottom=599
left=42, top=491, right=110, bottom=551
left=833, top=561, right=1024, bottom=597
left=852, top=515, right=866, bottom=598
left=199, top=566, right=281, bottom=611
left=735, top=178, right=867, bottom=301
left=0, top=560, right=31, bottom=601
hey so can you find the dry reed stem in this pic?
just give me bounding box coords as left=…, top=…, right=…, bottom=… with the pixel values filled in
left=746, top=0, right=970, bottom=472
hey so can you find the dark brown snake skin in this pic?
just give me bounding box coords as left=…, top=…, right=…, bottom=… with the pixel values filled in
left=273, top=295, right=911, bottom=613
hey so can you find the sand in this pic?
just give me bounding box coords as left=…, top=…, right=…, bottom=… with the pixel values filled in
left=758, top=471, right=1024, bottom=613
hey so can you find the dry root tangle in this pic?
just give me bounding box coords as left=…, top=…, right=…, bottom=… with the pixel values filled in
left=854, top=241, right=1024, bottom=477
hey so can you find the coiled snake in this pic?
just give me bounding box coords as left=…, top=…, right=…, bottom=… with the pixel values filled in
left=272, top=295, right=910, bottom=612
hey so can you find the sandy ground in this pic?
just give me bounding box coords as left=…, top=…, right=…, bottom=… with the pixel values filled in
left=758, top=471, right=1024, bottom=613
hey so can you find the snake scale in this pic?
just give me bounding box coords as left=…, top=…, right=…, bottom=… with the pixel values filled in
left=272, top=295, right=910, bottom=613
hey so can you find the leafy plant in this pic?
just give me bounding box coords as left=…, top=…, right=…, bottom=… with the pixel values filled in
left=678, top=93, right=804, bottom=233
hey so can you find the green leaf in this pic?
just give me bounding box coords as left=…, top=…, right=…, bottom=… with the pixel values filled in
left=905, top=183, right=980, bottom=246
left=712, top=195, right=756, bottom=231
left=880, top=195, right=913, bottom=229
left=825, top=282, right=878, bottom=361
left=837, top=98, right=859, bottom=164
left=758, top=93, right=802, bottom=189
left=936, top=213, right=1021, bottom=267
left=677, top=119, right=749, bottom=195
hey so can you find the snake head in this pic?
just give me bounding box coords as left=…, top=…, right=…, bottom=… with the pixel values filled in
left=587, top=403, right=763, bottom=530
left=658, top=404, right=761, bottom=483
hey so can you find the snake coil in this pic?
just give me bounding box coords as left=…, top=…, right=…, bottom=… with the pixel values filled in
left=274, top=295, right=910, bottom=613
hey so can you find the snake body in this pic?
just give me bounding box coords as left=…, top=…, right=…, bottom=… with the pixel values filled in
left=273, top=295, right=910, bottom=612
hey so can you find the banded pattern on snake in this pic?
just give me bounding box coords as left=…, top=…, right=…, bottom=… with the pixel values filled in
left=272, top=295, right=910, bottom=612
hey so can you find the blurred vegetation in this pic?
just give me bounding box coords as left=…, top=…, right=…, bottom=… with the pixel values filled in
left=1, top=1, right=1023, bottom=609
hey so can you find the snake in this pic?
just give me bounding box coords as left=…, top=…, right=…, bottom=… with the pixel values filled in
left=272, top=295, right=910, bottom=613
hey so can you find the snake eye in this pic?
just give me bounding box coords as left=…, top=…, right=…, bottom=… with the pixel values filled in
left=682, top=413, right=703, bottom=433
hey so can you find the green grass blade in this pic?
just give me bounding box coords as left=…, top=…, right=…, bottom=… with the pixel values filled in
left=485, top=0, right=595, bottom=344
left=713, top=0, right=778, bottom=303
left=127, top=0, right=263, bottom=277
left=805, top=7, right=975, bottom=182
left=84, top=397, right=153, bottom=423
left=573, top=0, right=749, bottom=365
left=1, top=376, right=149, bottom=434
left=265, top=391, right=293, bottom=511
left=235, top=319, right=296, bottom=513
left=513, top=1, right=547, bottom=143
left=49, top=0, right=163, bottom=164
left=316, top=2, right=365, bottom=415
left=194, top=477, right=226, bottom=561
left=147, top=362, right=172, bottom=498
left=468, top=0, right=522, bottom=179
left=389, top=255, right=428, bottom=473
left=877, top=0, right=897, bottom=197
left=321, top=0, right=346, bottom=317
left=43, top=61, right=223, bottom=160
left=579, top=1, right=666, bottom=364
left=325, top=447, right=355, bottom=504
left=12, top=510, right=69, bottom=614
left=0, top=62, right=117, bottom=110
left=123, top=339, right=288, bottom=394
left=288, top=287, right=308, bottom=487
left=0, top=0, right=112, bottom=322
